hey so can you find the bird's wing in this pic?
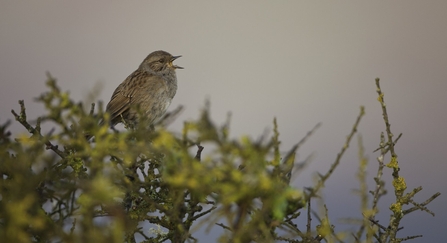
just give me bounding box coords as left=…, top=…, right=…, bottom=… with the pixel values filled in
left=106, top=70, right=144, bottom=123
left=106, top=70, right=165, bottom=124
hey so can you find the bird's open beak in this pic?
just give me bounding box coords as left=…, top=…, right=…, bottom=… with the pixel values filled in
left=171, top=55, right=183, bottom=69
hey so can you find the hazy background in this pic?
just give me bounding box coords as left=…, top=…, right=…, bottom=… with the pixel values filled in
left=1, top=1, right=446, bottom=242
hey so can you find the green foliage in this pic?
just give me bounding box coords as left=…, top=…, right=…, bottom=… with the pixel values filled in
left=0, top=76, right=440, bottom=243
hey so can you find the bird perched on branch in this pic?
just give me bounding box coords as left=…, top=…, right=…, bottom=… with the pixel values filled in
left=85, top=50, right=182, bottom=140
left=106, top=50, right=182, bottom=128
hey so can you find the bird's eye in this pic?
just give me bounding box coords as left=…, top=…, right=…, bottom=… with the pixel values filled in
left=158, top=59, right=164, bottom=63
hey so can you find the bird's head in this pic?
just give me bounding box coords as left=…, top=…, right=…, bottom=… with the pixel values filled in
left=140, top=50, right=183, bottom=74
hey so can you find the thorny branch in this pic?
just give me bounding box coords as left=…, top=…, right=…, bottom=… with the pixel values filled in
left=11, top=100, right=65, bottom=158
left=373, top=78, right=440, bottom=242
left=312, top=106, right=365, bottom=196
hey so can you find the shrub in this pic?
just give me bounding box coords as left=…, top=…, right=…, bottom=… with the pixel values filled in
left=0, top=75, right=439, bottom=243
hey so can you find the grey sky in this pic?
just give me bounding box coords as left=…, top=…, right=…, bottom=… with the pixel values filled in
left=1, top=1, right=446, bottom=242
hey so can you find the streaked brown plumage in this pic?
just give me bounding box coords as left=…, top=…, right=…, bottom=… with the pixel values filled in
left=106, top=50, right=182, bottom=128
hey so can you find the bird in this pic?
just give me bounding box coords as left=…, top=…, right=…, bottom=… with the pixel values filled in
left=105, top=50, right=182, bottom=129
left=85, top=51, right=182, bottom=140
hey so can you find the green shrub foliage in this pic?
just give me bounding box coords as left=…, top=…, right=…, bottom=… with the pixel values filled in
left=0, top=76, right=439, bottom=243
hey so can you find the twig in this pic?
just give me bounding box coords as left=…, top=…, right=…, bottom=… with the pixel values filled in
left=190, top=206, right=217, bottom=221
left=313, top=106, right=365, bottom=194
left=215, top=223, right=232, bottom=231
left=399, top=234, right=423, bottom=241
left=368, top=218, right=387, bottom=231
left=375, top=78, right=407, bottom=242
left=306, top=198, right=312, bottom=235
left=403, top=192, right=441, bottom=216
left=195, top=144, right=204, bottom=161
left=375, top=78, right=398, bottom=160
left=354, top=135, right=371, bottom=241
left=282, top=123, right=321, bottom=168
left=373, top=133, right=402, bottom=153
left=371, top=132, right=387, bottom=212
left=11, top=100, right=65, bottom=158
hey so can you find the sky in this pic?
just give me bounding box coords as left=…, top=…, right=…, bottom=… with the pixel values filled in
left=1, top=1, right=446, bottom=242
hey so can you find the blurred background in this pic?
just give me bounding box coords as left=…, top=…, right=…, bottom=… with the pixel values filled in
left=1, top=1, right=446, bottom=242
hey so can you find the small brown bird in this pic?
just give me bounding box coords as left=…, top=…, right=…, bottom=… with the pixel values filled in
left=105, top=50, right=182, bottom=128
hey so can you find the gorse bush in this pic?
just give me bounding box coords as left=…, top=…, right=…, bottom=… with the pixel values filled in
left=0, top=75, right=440, bottom=243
